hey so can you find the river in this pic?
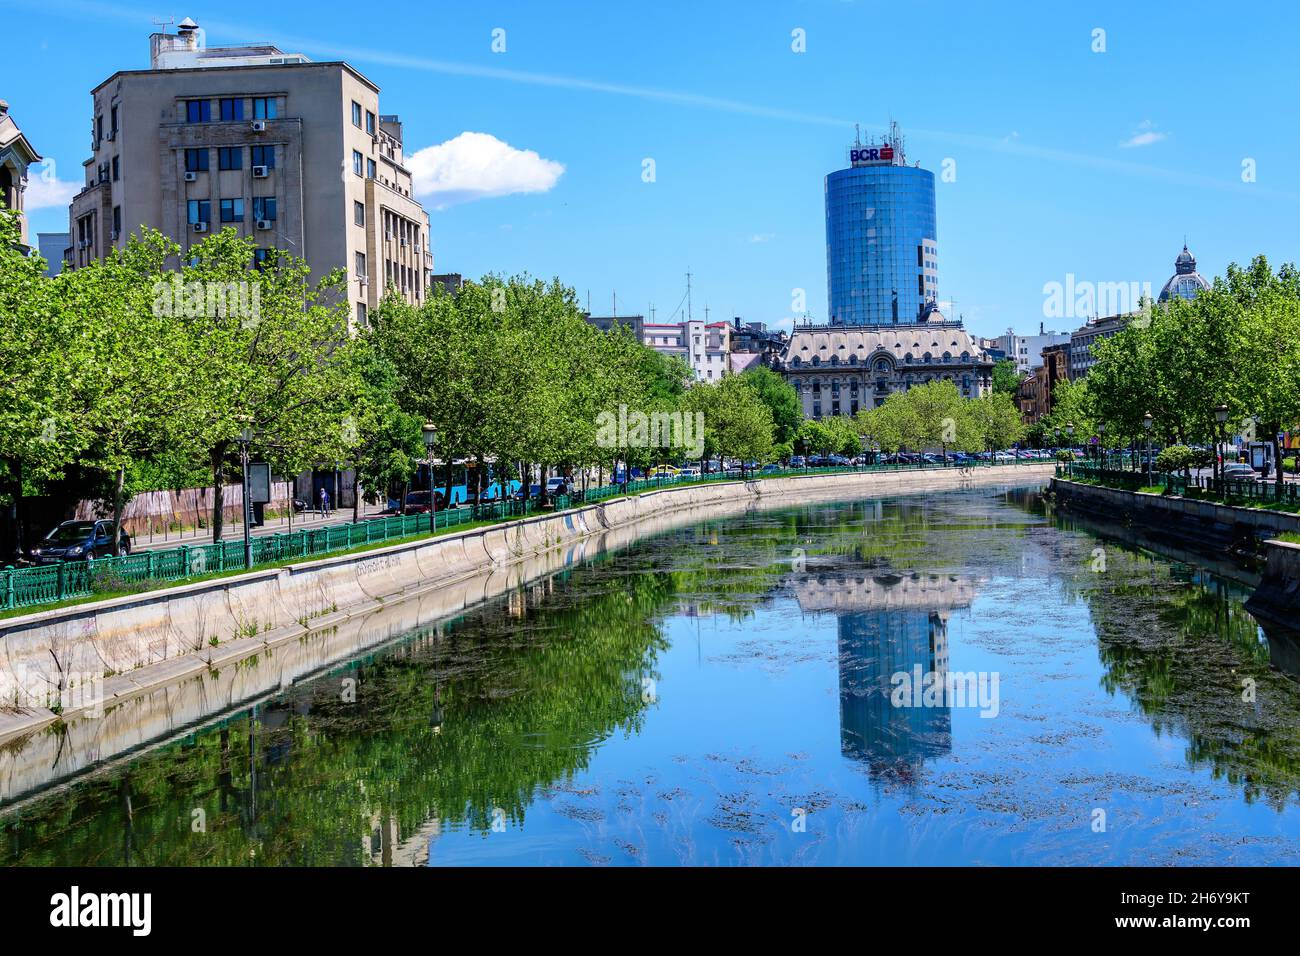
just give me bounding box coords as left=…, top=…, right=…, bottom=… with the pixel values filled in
left=3, top=482, right=1299, bottom=865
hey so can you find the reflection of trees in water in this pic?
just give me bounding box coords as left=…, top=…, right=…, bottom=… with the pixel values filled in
left=1037, top=502, right=1300, bottom=810
left=0, top=571, right=673, bottom=865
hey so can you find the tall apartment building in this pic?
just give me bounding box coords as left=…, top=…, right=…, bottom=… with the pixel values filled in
left=67, top=18, right=431, bottom=327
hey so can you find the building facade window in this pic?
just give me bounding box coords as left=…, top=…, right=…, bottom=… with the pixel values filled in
left=366, top=111, right=376, bottom=135
left=252, top=197, right=277, bottom=221
left=219, top=198, right=244, bottom=223
left=366, top=158, right=376, bottom=179
left=187, top=199, right=211, bottom=224
left=357, top=302, right=368, bottom=325
left=351, top=101, right=363, bottom=127
left=219, top=98, right=244, bottom=121
left=218, top=147, right=242, bottom=171
left=352, top=150, right=363, bottom=176
left=251, top=97, right=277, bottom=119
left=354, top=201, right=365, bottom=226
left=185, top=99, right=211, bottom=123
left=355, top=251, right=367, bottom=277
left=111, top=155, right=120, bottom=181
left=185, top=148, right=209, bottom=172
left=250, top=145, right=275, bottom=169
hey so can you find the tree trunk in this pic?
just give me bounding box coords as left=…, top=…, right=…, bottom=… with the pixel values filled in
left=210, top=442, right=228, bottom=542
left=110, top=464, right=127, bottom=555
left=352, top=470, right=361, bottom=524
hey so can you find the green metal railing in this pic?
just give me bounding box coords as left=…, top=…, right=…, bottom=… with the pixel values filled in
left=1057, top=460, right=1300, bottom=506
left=2, top=456, right=1050, bottom=615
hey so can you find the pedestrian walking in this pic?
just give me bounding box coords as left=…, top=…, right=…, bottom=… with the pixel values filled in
left=319, top=487, right=330, bottom=518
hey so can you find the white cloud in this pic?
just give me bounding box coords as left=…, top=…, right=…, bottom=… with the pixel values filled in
left=748, top=232, right=776, bottom=244
left=407, top=132, right=564, bottom=209
left=23, top=162, right=78, bottom=210
left=1120, top=120, right=1167, bottom=149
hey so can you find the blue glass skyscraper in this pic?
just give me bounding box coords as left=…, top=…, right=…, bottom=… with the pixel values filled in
left=825, top=126, right=938, bottom=326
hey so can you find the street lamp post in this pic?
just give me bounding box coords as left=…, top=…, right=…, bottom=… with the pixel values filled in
left=237, top=416, right=254, bottom=569
left=1143, top=411, right=1154, bottom=486
left=422, top=423, right=437, bottom=535
left=1214, top=404, right=1229, bottom=497
left=1097, top=422, right=1106, bottom=467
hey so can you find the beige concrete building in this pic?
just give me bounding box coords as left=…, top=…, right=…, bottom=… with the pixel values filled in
left=67, top=18, right=432, bottom=327
left=0, top=99, right=42, bottom=250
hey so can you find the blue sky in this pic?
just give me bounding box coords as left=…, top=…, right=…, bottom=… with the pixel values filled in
left=10, top=0, right=1299, bottom=338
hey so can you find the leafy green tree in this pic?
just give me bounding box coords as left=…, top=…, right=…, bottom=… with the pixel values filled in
left=991, top=358, right=1022, bottom=396
left=344, top=332, right=425, bottom=520
left=967, top=391, right=1026, bottom=453
left=165, top=229, right=357, bottom=540
left=739, top=365, right=802, bottom=446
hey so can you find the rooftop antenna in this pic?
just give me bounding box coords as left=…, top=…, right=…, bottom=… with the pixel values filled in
left=686, top=269, right=693, bottom=322
left=612, top=291, right=617, bottom=318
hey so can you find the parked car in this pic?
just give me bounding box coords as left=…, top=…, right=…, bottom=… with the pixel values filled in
left=789, top=456, right=807, bottom=468
left=30, top=520, right=131, bottom=563
left=513, top=483, right=544, bottom=501
left=402, top=489, right=443, bottom=514
left=1222, top=464, right=1258, bottom=482
left=760, top=463, right=782, bottom=474
left=546, top=476, right=574, bottom=496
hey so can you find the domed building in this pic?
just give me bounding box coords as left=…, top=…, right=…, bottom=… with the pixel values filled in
left=1158, top=243, right=1211, bottom=303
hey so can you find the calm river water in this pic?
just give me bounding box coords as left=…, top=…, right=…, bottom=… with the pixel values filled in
left=4, top=483, right=1300, bottom=865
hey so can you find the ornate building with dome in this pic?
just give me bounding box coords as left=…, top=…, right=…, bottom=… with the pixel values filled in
left=1158, top=243, right=1211, bottom=303
left=771, top=306, right=994, bottom=420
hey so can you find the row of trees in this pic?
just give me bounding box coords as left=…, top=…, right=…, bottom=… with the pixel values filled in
left=1, top=213, right=385, bottom=549
left=1025, top=255, right=1300, bottom=488
left=0, top=207, right=1043, bottom=555
left=0, top=214, right=790, bottom=548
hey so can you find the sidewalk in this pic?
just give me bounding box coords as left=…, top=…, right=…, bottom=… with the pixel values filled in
left=129, top=499, right=391, bottom=553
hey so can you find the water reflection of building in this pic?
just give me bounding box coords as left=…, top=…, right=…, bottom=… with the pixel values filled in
left=796, top=571, right=979, bottom=775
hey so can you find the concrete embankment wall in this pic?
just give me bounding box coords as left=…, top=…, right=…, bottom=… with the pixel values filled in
left=1052, top=477, right=1300, bottom=626
left=0, top=465, right=1051, bottom=765
left=1245, top=540, right=1300, bottom=626
left=1051, top=478, right=1300, bottom=554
